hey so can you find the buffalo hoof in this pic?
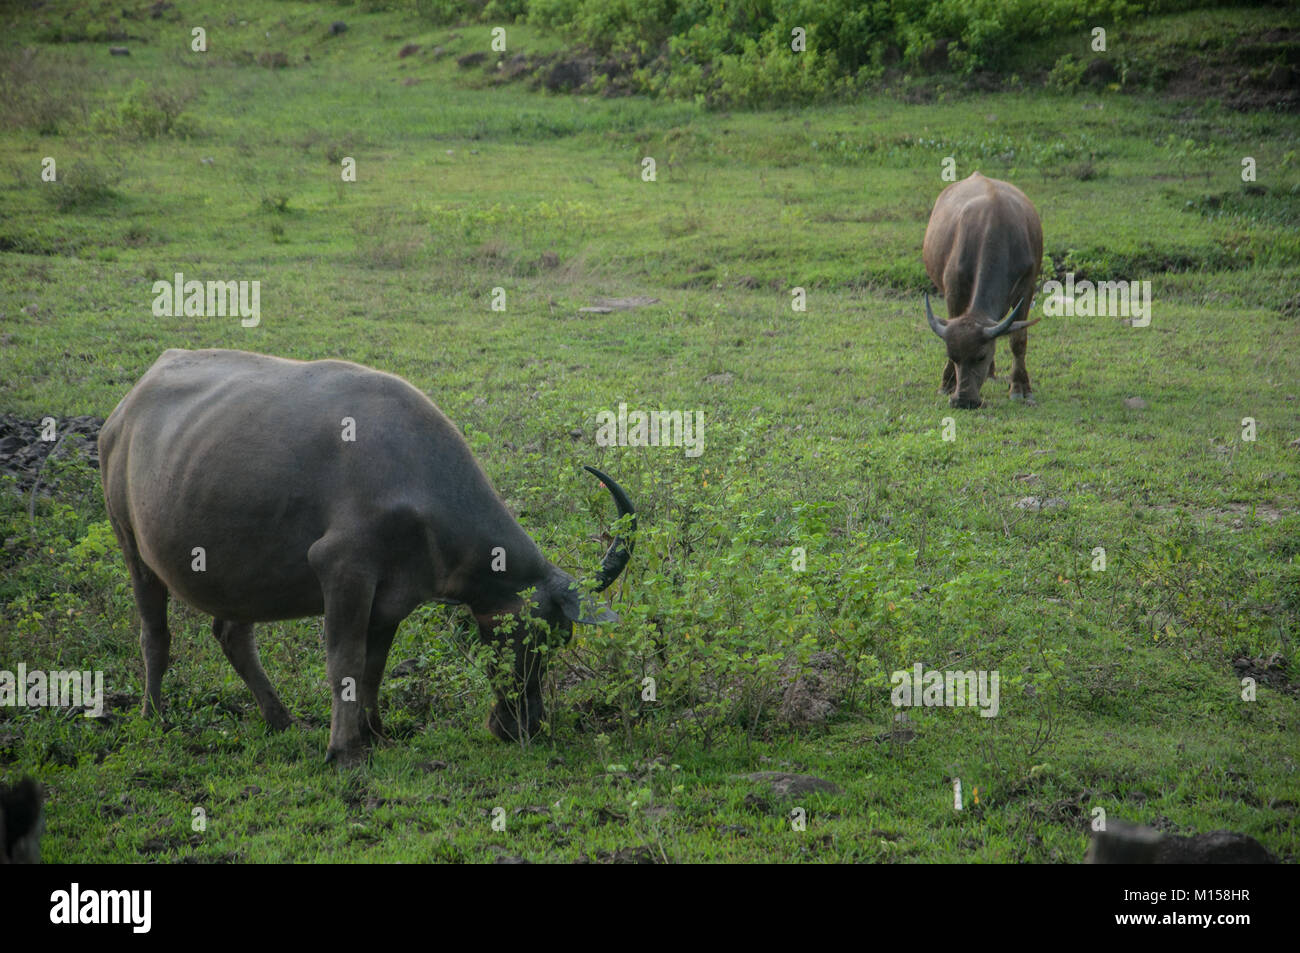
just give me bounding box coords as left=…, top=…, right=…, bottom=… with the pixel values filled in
left=263, top=707, right=294, bottom=732
left=324, top=744, right=369, bottom=768
left=1009, top=392, right=1036, bottom=406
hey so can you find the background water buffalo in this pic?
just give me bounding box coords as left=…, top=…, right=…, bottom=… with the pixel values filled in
left=922, top=172, right=1044, bottom=409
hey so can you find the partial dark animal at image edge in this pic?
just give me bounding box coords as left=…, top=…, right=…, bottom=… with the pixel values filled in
left=0, top=777, right=43, bottom=863
left=99, top=348, right=635, bottom=765
left=1086, top=820, right=1278, bottom=863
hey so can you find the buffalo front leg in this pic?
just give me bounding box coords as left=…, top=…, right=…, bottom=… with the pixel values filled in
left=1008, top=326, right=1032, bottom=401
left=941, top=359, right=957, bottom=395
left=213, top=619, right=292, bottom=731
left=479, top=618, right=548, bottom=744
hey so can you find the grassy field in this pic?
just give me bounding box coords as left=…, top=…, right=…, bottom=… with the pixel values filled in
left=1, top=1, right=1298, bottom=863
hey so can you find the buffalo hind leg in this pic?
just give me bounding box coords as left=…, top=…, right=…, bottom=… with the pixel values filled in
left=1008, top=327, right=1032, bottom=401
left=360, top=620, right=399, bottom=740
left=213, top=619, right=292, bottom=731
left=133, top=571, right=171, bottom=719
left=113, top=522, right=171, bottom=718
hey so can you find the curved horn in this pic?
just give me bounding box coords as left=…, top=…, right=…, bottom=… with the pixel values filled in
left=583, top=465, right=635, bottom=592
left=983, top=297, right=1025, bottom=339
left=925, top=292, right=948, bottom=339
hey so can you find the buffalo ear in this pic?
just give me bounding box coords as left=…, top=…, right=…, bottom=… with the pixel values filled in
left=558, top=586, right=620, bottom=625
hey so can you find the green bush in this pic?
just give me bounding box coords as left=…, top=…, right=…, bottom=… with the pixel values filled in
left=1047, top=52, right=1088, bottom=90
left=44, top=160, right=121, bottom=212
left=0, top=46, right=93, bottom=134
left=91, top=81, right=196, bottom=140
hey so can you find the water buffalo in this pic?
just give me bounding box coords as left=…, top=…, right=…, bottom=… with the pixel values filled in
left=922, top=172, right=1043, bottom=408
left=99, top=349, right=634, bottom=764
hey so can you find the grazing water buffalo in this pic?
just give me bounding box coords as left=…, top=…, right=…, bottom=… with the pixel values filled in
left=922, top=172, right=1044, bottom=408
left=99, top=349, right=634, bottom=764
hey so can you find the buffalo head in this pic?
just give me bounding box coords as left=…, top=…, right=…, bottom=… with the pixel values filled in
left=925, top=292, right=1038, bottom=409
left=477, top=465, right=635, bottom=743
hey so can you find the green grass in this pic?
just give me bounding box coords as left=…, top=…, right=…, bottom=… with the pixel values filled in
left=1, top=0, right=1297, bottom=863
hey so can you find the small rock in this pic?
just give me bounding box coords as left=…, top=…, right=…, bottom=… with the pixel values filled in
left=398, top=43, right=420, bottom=59
left=596, top=296, right=659, bottom=310
left=109, top=46, right=130, bottom=56
left=329, top=21, right=347, bottom=35
left=743, top=772, right=842, bottom=798
left=1015, top=496, right=1066, bottom=512
left=1124, top=396, right=1148, bottom=410
left=876, top=712, right=916, bottom=744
